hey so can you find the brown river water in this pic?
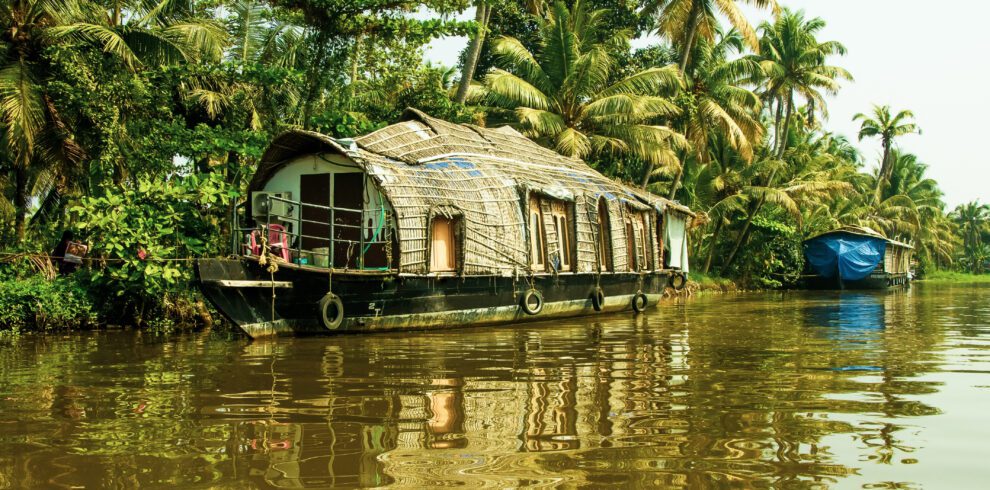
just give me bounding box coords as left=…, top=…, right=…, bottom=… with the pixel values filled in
left=2, top=283, right=989, bottom=488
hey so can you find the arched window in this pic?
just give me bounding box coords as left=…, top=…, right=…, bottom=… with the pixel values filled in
left=624, top=208, right=654, bottom=271
left=430, top=216, right=459, bottom=272
left=529, top=196, right=547, bottom=270
left=597, top=199, right=613, bottom=272
left=550, top=201, right=574, bottom=272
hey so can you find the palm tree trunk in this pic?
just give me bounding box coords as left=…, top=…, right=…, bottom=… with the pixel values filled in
left=772, top=96, right=783, bottom=154
left=347, top=34, right=363, bottom=111
left=455, top=2, right=491, bottom=104
left=14, top=164, right=28, bottom=244
left=678, top=1, right=703, bottom=74
left=776, top=94, right=794, bottom=158
left=664, top=148, right=688, bottom=199
left=722, top=93, right=793, bottom=267
left=722, top=197, right=775, bottom=267
left=879, top=140, right=891, bottom=181
left=874, top=139, right=892, bottom=203
left=702, top=218, right=724, bottom=274
left=641, top=161, right=655, bottom=189
left=665, top=162, right=684, bottom=199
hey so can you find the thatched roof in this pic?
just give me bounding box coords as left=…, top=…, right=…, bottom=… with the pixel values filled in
left=807, top=226, right=914, bottom=250
left=251, top=108, right=693, bottom=275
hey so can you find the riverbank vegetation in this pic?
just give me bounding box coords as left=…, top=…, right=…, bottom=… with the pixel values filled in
left=920, top=271, right=990, bottom=284
left=1, top=0, right=987, bottom=330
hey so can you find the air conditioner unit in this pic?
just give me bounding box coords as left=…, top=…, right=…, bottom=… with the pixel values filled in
left=252, top=191, right=294, bottom=221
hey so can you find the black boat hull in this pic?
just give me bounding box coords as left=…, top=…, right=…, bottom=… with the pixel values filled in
left=198, top=258, right=678, bottom=338
left=801, top=272, right=910, bottom=290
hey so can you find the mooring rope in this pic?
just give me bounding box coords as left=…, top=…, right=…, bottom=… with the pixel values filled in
left=256, top=226, right=280, bottom=322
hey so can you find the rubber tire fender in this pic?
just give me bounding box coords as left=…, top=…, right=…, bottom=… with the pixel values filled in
left=520, top=289, right=544, bottom=315
left=318, top=293, right=344, bottom=330
left=669, top=272, right=687, bottom=291
left=591, top=287, right=606, bottom=312
left=631, top=291, right=649, bottom=313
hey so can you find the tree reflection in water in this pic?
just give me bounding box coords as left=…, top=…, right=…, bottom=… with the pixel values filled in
left=0, top=284, right=987, bottom=488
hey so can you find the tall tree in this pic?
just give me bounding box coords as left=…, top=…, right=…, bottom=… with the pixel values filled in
left=642, top=0, right=778, bottom=73
left=722, top=9, right=850, bottom=267
left=455, top=1, right=493, bottom=104
left=0, top=0, right=225, bottom=243
left=951, top=201, right=990, bottom=268
left=755, top=8, right=851, bottom=158
left=660, top=28, right=763, bottom=194
left=477, top=1, right=686, bottom=171
left=853, top=104, right=919, bottom=195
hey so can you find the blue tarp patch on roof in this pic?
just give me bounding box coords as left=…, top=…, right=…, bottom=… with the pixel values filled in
left=425, top=158, right=483, bottom=177
left=423, top=161, right=450, bottom=170
left=804, top=233, right=887, bottom=281
left=595, top=185, right=617, bottom=201
left=564, top=171, right=591, bottom=184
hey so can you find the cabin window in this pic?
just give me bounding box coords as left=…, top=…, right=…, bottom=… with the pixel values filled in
left=597, top=199, right=613, bottom=271
left=623, top=209, right=653, bottom=271
left=637, top=212, right=653, bottom=270
left=625, top=217, right=636, bottom=271
left=549, top=201, right=574, bottom=272
left=430, top=216, right=458, bottom=272
left=529, top=196, right=547, bottom=270
left=656, top=213, right=666, bottom=268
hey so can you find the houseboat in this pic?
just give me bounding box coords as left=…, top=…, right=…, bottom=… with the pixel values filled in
left=802, top=226, right=913, bottom=290
left=198, top=109, right=694, bottom=338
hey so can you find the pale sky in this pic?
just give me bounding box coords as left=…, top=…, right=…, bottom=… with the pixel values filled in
left=423, top=0, right=989, bottom=209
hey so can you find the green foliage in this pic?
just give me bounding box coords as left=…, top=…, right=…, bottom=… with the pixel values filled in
left=0, top=0, right=970, bottom=330
left=922, top=270, right=990, bottom=283
left=950, top=201, right=990, bottom=273
left=477, top=1, right=686, bottom=172
left=309, top=111, right=385, bottom=138
left=69, top=174, right=234, bottom=320
left=724, top=216, right=804, bottom=289
left=0, top=277, right=97, bottom=331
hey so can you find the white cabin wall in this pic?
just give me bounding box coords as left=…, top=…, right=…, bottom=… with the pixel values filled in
left=261, top=153, right=391, bottom=237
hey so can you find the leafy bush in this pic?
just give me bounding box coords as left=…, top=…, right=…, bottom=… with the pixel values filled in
left=70, top=173, right=235, bottom=323
left=725, top=216, right=804, bottom=289
left=0, top=276, right=97, bottom=331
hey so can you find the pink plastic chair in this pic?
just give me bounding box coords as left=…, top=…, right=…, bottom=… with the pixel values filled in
left=246, top=224, right=291, bottom=261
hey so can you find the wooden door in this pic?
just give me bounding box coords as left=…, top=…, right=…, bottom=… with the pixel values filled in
left=334, top=173, right=364, bottom=268
left=597, top=200, right=612, bottom=271
left=430, top=217, right=457, bottom=272
left=300, top=174, right=331, bottom=255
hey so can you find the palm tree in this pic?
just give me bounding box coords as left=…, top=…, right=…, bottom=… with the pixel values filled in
left=454, top=0, right=549, bottom=104
left=662, top=28, right=763, bottom=195
left=183, top=0, right=303, bottom=128
left=808, top=151, right=954, bottom=269
left=707, top=130, right=854, bottom=270
left=455, top=0, right=493, bottom=104
left=642, top=0, right=779, bottom=73
left=476, top=1, right=686, bottom=173
left=853, top=104, right=919, bottom=194
left=721, top=10, right=851, bottom=267
left=0, top=0, right=225, bottom=243
left=951, top=201, right=990, bottom=268
left=755, top=9, right=851, bottom=158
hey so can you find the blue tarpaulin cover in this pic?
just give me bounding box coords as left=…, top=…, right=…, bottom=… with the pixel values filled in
left=804, top=232, right=886, bottom=281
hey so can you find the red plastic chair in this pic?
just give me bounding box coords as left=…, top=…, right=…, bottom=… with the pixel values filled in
left=267, top=224, right=291, bottom=261
left=246, top=224, right=290, bottom=261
